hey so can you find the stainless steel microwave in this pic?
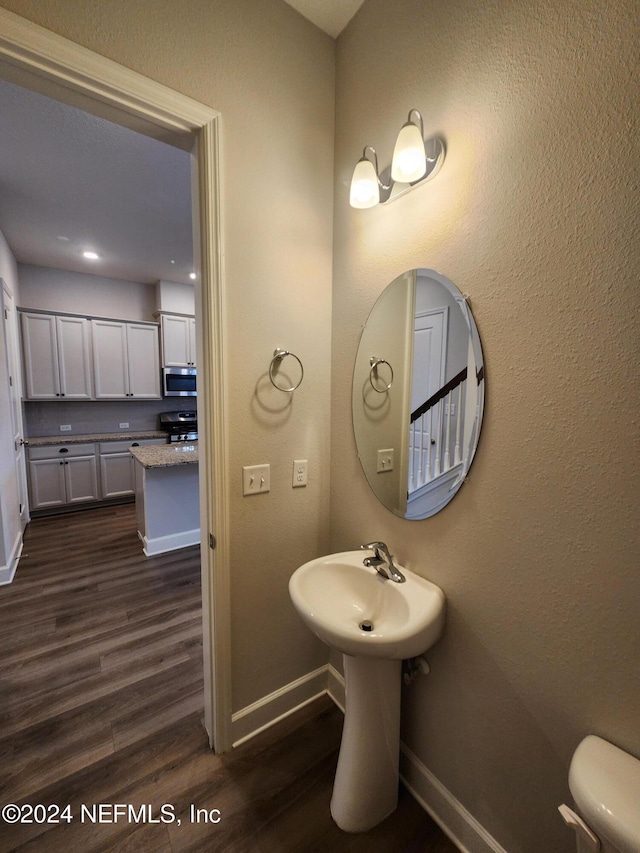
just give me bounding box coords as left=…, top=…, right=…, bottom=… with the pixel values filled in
left=162, top=367, right=197, bottom=397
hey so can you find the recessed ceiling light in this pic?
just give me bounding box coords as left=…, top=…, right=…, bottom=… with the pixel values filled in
left=189, top=272, right=196, bottom=280
left=83, top=251, right=100, bottom=260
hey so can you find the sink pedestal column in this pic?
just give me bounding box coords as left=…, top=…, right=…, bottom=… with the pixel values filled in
left=331, top=655, right=402, bottom=832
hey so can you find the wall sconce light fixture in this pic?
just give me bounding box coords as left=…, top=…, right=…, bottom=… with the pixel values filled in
left=349, top=109, right=445, bottom=209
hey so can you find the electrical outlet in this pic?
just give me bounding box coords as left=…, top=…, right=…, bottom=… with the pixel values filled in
left=60, top=424, right=72, bottom=432
left=376, top=448, right=394, bottom=473
left=242, top=464, right=270, bottom=496
left=119, top=422, right=129, bottom=429
left=292, top=459, right=308, bottom=487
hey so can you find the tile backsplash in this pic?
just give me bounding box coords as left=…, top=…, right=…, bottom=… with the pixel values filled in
left=24, top=399, right=176, bottom=437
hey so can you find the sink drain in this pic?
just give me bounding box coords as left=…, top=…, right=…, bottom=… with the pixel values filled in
left=359, top=620, right=374, bottom=632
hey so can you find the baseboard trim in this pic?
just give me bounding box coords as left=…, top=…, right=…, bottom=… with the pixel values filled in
left=138, top=528, right=200, bottom=556
left=400, top=745, right=508, bottom=853
left=231, top=665, right=329, bottom=747
left=0, top=531, right=23, bottom=586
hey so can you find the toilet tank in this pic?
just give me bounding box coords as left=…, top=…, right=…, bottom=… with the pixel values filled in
left=569, top=735, right=640, bottom=853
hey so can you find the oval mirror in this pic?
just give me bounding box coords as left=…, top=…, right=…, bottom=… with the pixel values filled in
left=352, top=269, right=485, bottom=519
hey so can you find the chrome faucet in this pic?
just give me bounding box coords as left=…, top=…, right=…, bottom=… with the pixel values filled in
left=360, top=541, right=406, bottom=583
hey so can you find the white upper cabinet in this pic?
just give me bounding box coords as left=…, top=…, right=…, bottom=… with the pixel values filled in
left=91, top=319, right=128, bottom=398
left=126, top=323, right=162, bottom=397
left=92, top=319, right=160, bottom=399
left=57, top=316, right=94, bottom=398
left=21, top=312, right=93, bottom=400
left=160, top=314, right=196, bottom=367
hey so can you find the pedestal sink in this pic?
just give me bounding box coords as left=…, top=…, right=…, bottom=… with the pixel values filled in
left=289, top=550, right=445, bottom=832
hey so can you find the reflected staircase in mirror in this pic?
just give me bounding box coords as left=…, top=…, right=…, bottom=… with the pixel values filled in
left=408, top=366, right=484, bottom=519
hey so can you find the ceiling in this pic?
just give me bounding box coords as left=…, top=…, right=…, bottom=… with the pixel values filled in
left=0, top=1, right=363, bottom=288
left=0, top=77, right=194, bottom=286
left=284, top=0, right=365, bottom=38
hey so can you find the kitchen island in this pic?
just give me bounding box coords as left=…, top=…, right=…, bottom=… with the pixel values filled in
left=129, top=442, right=200, bottom=556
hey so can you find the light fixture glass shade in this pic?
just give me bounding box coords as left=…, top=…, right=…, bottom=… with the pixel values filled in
left=391, top=122, right=427, bottom=183
left=350, top=157, right=380, bottom=209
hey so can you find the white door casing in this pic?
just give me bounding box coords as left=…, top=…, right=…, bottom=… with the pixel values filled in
left=2, top=284, right=28, bottom=530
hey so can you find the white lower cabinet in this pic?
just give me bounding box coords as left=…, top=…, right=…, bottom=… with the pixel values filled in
left=28, top=444, right=98, bottom=510
left=99, top=438, right=166, bottom=499
left=28, top=438, right=167, bottom=509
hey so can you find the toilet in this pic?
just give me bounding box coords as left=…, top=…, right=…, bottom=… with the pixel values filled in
left=559, top=735, right=640, bottom=853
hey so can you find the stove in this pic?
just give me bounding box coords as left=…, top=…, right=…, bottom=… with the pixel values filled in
left=158, top=410, right=198, bottom=443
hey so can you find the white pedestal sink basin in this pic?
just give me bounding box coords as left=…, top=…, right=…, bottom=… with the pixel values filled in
left=289, top=550, right=445, bottom=832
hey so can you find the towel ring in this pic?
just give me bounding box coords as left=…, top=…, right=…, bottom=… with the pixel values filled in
left=369, top=357, right=394, bottom=393
left=269, top=348, right=304, bottom=392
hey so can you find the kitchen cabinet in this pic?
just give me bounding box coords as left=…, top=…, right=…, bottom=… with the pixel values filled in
left=21, top=311, right=93, bottom=400
left=99, top=438, right=166, bottom=499
left=28, top=444, right=98, bottom=510
left=160, top=313, right=196, bottom=367
left=92, top=319, right=161, bottom=399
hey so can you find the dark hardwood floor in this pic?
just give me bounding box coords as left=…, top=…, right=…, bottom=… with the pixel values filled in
left=0, top=504, right=458, bottom=852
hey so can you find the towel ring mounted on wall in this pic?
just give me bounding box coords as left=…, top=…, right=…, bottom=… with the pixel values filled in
left=269, top=348, right=304, bottom=392
left=369, top=356, right=394, bottom=392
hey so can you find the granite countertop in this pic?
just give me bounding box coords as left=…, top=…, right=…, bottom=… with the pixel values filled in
left=27, top=430, right=166, bottom=447
left=129, top=441, right=199, bottom=468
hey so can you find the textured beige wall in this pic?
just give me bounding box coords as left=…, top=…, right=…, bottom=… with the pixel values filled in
left=0, top=0, right=334, bottom=709
left=333, top=1, right=639, bottom=851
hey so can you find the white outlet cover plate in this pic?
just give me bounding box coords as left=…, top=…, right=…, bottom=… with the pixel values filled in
left=293, top=459, right=307, bottom=487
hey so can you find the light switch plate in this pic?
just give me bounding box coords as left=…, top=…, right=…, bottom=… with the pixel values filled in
left=243, top=464, right=270, bottom=495
left=376, top=448, right=394, bottom=472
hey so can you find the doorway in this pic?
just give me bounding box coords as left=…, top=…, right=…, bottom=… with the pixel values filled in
left=0, top=8, right=231, bottom=752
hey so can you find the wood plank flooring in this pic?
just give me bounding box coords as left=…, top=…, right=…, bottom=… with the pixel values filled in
left=0, top=504, right=458, bottom=852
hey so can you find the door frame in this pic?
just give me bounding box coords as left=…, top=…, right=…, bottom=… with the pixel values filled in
left=2, top=281, right=28, bottom=531
left=0, top=8, right=232, bottom=752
